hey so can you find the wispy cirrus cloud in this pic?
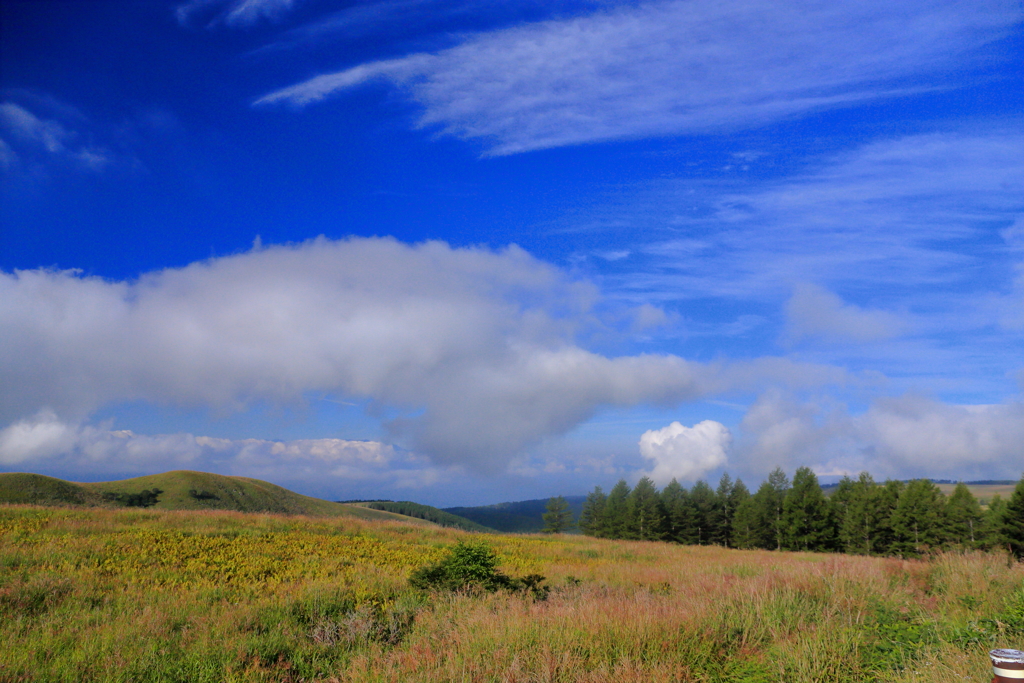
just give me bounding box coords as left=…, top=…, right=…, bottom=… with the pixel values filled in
left=619, top=129, right=1024, bottom=304
left=576, top=127, right=1024, bottom=398
left=255, top=0, right=1023, bottom=154
left=176, top=0, right=301, bottom=28
left=0, top=102, right=112, bottom=173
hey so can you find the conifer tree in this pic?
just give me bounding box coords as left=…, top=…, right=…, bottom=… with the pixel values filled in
left=604, top=480, right=632, bottom=539
left=689, top=480, right=717, bottom=545
left=660, top=479, right=687, bottom=543
left=711, top=473, right=736, bottom=546
left=841, top=472, right=880, bottom=555
left=829, top=476, right=855, bottom=537
left=627, top=476, right=665, bottom=540
left=981, top=494, right=1007, bottom=549
left=734, top=480, right=778, bottom=549
left=945, top=483, right=983, bottom=548
left=1004, top=475, right=1024, bottom=559
left=891, top=479, right=947, bottom=556
left=542, top=495, right=575, bottom=534
left=730, top=495, right=761, bottom=549
left=727, top=479, right=751, bottom=548
left=781, top=466, right=833, bottom=551
left=765, top=467, right=791, bottom=550
left=578, top=486, right=607, bottom=537
left=872, top=479, right=904, bottom=555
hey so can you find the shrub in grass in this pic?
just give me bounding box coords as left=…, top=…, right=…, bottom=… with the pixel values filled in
left=409, top=541, right=549, bottom=598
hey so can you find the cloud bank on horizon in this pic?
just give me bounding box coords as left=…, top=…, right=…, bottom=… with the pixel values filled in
left=1, top=0, right=1022, bottom=502
left=2, top=236, right=1021, bottom=487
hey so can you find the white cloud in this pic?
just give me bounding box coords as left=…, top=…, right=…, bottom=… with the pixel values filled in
left=638, top=420, right=730, bottom=484
left=785, top=283, right=908, bottom=344
left=0, top=238, right=715, bottom=472
left=732, top=391, right=1024, bottom=480
left=256, top=0, right=1023, bottom=154
left=0, top=410, right=78, bottom=464
left=0, top=410, right=448, bottom=488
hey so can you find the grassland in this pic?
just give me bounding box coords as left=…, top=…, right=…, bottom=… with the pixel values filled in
left=0, top=471, right=416, bottom=522
left=1, top=504, right=1022, bottom=683
left=934, top=483, right=1018, bottom=506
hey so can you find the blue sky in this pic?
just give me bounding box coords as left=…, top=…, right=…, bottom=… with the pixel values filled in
left=1, top=0, right=1022, bottom=506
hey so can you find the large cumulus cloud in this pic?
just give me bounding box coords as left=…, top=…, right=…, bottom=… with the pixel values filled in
left=1, top=237, right=718, bottom=471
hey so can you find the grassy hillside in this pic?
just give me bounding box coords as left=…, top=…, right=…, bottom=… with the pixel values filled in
left=444, top=495, right=586, bottom=533
left=0, top=470, right=416, bottom=523
left=1, top=504, right=1021, bottom=682
left=0, top=473, right=103, bottom=507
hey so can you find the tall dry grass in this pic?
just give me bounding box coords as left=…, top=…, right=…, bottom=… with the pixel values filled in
left=1, top=504, right=1021, bottom=682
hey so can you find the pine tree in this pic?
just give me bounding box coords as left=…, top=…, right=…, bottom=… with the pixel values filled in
left=690, top=480, right=716, bottom=545
left=627, top=476, right=665, bottom=541
left=980, top=494, right=1007, bottom=549
left=735, top=479, right=778, bottom=550
left=604, top=480, right=632, bottom=539
left=664, top=481, right=697, bottom=544
left=727, top=479, right=751, bottom=548
left=765, top=467, right=790, bottom=550
left=542, top=496, right=574, bottom=534
left=731, top=495, right=761, bottom=549
left=578, top=486, right=607, bottom=537
left=711, top=473, right=736, bottom=546
left=945, top=483, right=983, bottom=548
left=781, top=466, right=833, bottom=551
left=841, top=472, right=880, bottom=555
left=872, top=479, right=904, bottom=555
left=829, top=476, right=855, bottom=539
left=891, top=479, right=947, bottom=556
left=1004, top=475, right=1024, bottom=559
left=660, top=479, right=686, bottom=543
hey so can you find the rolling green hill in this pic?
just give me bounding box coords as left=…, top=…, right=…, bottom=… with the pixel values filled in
left=0, top=470, right=421, bottom=522
left=0, top=473, right=104, bottom=507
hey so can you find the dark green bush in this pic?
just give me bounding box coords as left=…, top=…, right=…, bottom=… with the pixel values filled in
left=409, top=541, right=548, bottom=599
left=102, top=488, right=163, bottom=507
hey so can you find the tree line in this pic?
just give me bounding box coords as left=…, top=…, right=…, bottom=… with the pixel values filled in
left=578, top=468, right=1024, bottom=558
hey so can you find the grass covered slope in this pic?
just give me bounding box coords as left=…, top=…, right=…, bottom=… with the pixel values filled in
left=0, top=470, right=416, bottom=522
left=1, top=504, right=1022, bottom=682
left=0, top=473, right=102, bottom=507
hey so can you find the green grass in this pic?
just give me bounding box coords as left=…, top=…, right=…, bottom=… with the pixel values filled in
left=1, top=504, right=1022, bottom=682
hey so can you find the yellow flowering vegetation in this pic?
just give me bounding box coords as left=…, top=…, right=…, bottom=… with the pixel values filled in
left=1, top=504, right=1022, bottom=682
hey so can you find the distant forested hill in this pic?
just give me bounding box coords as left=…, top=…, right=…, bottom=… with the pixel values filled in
left=361, top=501, right=495, bottom=532
left=444, top=496, right=587, bottom=533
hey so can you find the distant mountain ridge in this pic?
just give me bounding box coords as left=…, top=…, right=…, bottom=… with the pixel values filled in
left=0, top=471, right=421, bottom=522
left=444, top=496, right=587, bottom=533
left=358, top=500, right=496, bottom=533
